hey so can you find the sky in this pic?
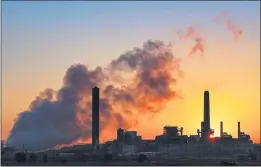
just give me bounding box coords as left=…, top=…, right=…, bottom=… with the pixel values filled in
left=1, top=1, right=260, bottom=145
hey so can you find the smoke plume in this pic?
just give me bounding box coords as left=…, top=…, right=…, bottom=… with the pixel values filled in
left=6, top=40, right=182, bottom=151
left=214, top=11, right=243, bottom=40
left=177, top=26, right=205, bottom=56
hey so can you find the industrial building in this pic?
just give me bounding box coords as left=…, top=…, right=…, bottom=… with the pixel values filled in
left=116, top=128, right=141, bottom=144
left=1, top=90, right=259, bottom=165
left=106, top=90, right=256, bottom=159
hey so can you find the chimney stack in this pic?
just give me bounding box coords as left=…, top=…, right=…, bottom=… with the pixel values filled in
left=220, top=121, right=223, bottom=138
left=238, top=121, right=241, bottom=138
left=92, top=87, right=100, bottom=150
left=201, top=121, right=204, bottom=138
left=203, top=91, right=210, bottom=140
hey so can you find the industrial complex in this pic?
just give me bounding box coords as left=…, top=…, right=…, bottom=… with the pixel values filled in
left=1, top=87, right=260, bottom=165
left=91, top=88, right=258, bottom=159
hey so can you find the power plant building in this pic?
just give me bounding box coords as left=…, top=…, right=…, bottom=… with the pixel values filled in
left=99, top=90, right=256, bottom=159
left=117, top=128, right=125, bottom=142
left=163, top=126, right=183, bottom=138
left=92, top=87, right=100, bottom=149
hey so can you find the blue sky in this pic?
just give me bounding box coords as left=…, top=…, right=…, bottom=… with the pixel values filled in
left=2, top=1, right=259, bottom=74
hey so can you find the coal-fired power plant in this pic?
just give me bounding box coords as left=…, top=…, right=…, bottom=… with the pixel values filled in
left=3, top=89, right=256, bottom=163
left=203, top=90, right=211, bottom=140
left=92, top=87, right=100, bottom=150
left=109, top=91, right=257, bottom=160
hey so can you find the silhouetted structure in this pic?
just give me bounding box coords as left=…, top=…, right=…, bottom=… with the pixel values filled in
left=237, top=121, right=251, bottom=141
left=203, top=90, right=210, bottom=141
left=238, top=121, right=241, bottom=138
left=117, top=128, right=124, bottom=142
left=38, top=90, right=254, bottom=162
left=200, top=121, right=204, bottom=138
left=220, top=121, right=223, bottom=138
left=92, top=87, right=100, bottom=149
left=164, top=126, right=179, bottom=138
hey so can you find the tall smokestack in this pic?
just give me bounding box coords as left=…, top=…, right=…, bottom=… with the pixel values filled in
left=92, top=87, right=100, bottom=149
left=203, top=91, right=210, bottom=139
left=220, top=121, right=223, bottom=138
left=238, top=121, right=241, bottom=138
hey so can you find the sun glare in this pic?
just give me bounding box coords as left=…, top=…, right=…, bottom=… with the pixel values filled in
left=209, top=133, right=216, bottom=138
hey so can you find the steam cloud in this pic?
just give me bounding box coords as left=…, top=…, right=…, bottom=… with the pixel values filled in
left=6, top=40, right=182, bottom=151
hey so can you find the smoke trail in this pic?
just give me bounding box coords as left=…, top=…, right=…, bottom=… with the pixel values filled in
left=188, top=37, right=204, bottom=57
left=214, top=11, right=243, bottom=40
left=177, top=26, right=205, bottom=57
left=6, top=40, right=182, bottom=151
left=225, top=20, right=243, bottom=40
left=177, top=26, right=198, bottom=40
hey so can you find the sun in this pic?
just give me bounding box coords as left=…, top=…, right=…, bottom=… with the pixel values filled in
left=209, top=133, right=216, bottom=138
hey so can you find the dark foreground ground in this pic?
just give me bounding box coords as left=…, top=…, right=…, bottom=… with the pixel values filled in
left=2, top=159, right=261, bottom=166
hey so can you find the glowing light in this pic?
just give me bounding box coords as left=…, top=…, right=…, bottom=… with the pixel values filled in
left=209, top=133, right=215, bottom=139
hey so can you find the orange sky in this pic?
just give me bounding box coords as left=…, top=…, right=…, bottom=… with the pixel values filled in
left=2, top=2, right=260, bottom=146
left=2, top=38, right=260, bottom=144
